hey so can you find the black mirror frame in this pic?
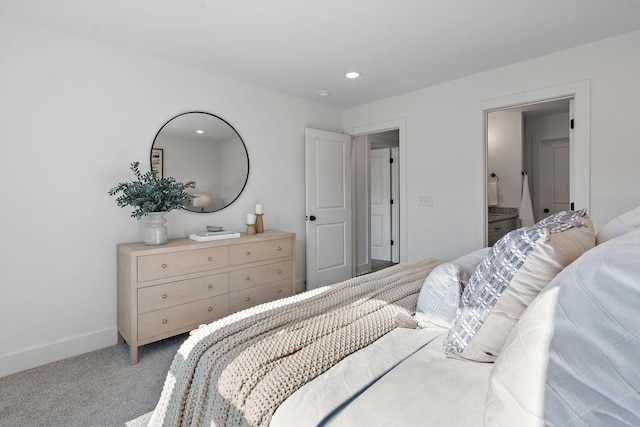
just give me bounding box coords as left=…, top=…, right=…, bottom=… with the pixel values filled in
left=150, top=111, right=250, bottom=213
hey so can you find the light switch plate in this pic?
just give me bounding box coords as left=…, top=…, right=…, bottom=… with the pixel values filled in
left=418, top=196, right=433, bottom=207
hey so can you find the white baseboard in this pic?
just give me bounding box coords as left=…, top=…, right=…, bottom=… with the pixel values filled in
left=0, top=327, right=117, bottom=378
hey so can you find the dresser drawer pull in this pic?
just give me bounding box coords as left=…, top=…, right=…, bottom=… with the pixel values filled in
left=245, top=251, right=250, bottom=255
left=277, top=288, right=282, bottom=293
left=246, top=276, right=251, bottom=281
left=208, top=257, right=213, bottom=261
left=277, top=246, right=282, bottom=251
left=245, top=297, right=250, bottom=302
left=277, top=269, right=282, bottom=274
left=208, top=284, right=213, bottom=289
left=162, top=263, right=167, bottom=268
left=208, top=307, right=213, bottom=312
left=162, top=294, right=168, bottom=299
left=162, top=319, right=168, bottom=324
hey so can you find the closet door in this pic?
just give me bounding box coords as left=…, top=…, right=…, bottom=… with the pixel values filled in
left=370, top=148, right=391, bottom=261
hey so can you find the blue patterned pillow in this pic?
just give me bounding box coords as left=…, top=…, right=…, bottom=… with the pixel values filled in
left=533, top=209, right=586, bottom=232
left=443, top=227, right=547, bottom=354
left=444, top=210, right=594, bottom=362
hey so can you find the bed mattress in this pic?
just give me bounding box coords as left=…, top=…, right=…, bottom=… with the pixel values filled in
left=272, top=327, right=493, bottom=426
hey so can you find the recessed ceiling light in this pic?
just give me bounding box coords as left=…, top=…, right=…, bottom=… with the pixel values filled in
left=196, top=129, right=204, bottom=134
left=345, top=72, right=360, bottom=79
left=318, top=90, right=330, bottom=97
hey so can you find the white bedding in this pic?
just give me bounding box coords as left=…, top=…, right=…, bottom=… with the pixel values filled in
left=143, top=208, right=640, bottom=427
left=272, top=327, right=493, bottom=427
left=149, top=258, right=441, bottom=426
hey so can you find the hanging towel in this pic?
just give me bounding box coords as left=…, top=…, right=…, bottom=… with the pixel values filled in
left=487, top=181, right=498, bottom=206
left=519, top=173, right=535, bottom=227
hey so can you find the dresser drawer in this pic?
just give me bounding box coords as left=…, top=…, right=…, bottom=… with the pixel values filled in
left=229, top=280, right=293, bottom=313
left=137, top=247, right=228, bottom=282
left=489, top=220, right=503, bottom=238
left=138, top=273, right=229, bottom=314
left=229, top=238, right=293, bottom=266
left=138, top=295, right=229, bottom=341
left=229, top=260, right=293, bottom=292
left=502, top=218, right=517, bottom=231
left=488, top=217, right=518, bottom=246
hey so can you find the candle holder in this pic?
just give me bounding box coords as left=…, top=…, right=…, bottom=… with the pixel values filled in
left=255, top=213, right=264, bottom=233
left=246, top=223, right=256, bottom=235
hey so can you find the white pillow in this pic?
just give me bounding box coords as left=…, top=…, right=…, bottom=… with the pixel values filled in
left=415, top=262, right=467, bottom=328
left=412, top=248, right=489, bottom=329
left=486, top=228, right=640, bottom=426
left=451, top=247, right=491, bottom=278
left=544, top=228, right=640, bottom=425
left=484, top=285, right=559, bottom=426
left=595, top=206, right=640, bottom=244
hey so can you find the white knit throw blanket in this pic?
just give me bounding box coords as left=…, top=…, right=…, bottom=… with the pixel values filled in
left=149, top=258, right=441, bottom=427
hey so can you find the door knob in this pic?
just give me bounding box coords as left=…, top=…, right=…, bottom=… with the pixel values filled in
left=543, top=208, right=550, bottom=213
left=308, top=215, right=317, bottom=221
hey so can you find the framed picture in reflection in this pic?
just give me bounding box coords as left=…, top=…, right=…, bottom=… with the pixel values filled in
left=151, top=148, right=163, bottom=179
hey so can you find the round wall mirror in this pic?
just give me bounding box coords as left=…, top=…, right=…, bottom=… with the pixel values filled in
left=150, top=112, right=249, bottom=213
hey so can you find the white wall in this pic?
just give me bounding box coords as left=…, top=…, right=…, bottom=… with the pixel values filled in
left=344, top=29, right=640, bottom=263
left=487, top=110, right=523, bottom=208
left=0, top=16, right=342, bottom=376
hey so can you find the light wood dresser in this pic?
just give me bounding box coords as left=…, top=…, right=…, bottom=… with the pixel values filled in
left=117, top=230, right=295, bottom=363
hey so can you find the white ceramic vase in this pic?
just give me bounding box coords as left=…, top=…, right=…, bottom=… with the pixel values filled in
left=144, top=212, right=168, bottom=245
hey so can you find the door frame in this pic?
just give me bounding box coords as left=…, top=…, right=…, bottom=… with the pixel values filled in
left=345, top=118, right=407, bottom=264
left=476, top=80, right=591, bottom=245
left=391, top=146, right=400, bottom=263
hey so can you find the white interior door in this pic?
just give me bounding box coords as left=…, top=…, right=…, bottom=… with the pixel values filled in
left=370, top=148, right=391, bottom=261
left=534, top=136, right=570, bottom=221
left=305, top=128, right=352, bottom=290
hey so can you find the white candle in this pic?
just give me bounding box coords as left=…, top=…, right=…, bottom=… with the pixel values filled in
left=255, top=204, right=263, bottom=214
left=247, top=213, right=256, bottom=225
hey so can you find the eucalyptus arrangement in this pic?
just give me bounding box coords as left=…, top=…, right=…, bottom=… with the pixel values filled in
left=108, top=161, right=196, bottom=219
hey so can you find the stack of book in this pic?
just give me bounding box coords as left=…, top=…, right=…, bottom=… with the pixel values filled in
left=188, top=230, right=241, bottom=242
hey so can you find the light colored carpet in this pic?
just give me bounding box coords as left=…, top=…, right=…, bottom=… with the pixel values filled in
left=0, top=333, right=186, bottom=427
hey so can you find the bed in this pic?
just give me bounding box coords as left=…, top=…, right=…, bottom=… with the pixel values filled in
left=146, top=207, right=640, bottom=426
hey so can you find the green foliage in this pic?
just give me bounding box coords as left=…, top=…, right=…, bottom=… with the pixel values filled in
left=108, top=162, right=196, bottom=219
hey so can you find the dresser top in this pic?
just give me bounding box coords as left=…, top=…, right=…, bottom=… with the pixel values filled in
left=118, top=229, right=295, bottom=256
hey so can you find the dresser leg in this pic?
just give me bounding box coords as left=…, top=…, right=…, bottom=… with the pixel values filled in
left=130, top=346, right=139, bottom=364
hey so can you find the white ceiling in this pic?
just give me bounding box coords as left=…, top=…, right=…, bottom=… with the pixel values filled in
left=3, top=0, right=640, bottom=109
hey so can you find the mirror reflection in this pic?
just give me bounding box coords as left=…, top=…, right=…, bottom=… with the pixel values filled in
left=150, top=112, right=249, bottom=213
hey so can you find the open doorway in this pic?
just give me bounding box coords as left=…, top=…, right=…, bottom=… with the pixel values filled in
left=477, top=80, right=590, bottom=247
left=353, top=130, right=400, bottom=275
left=305, top=119, right=407, bottom=289
left=486, top=98, right=572, bottom=245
